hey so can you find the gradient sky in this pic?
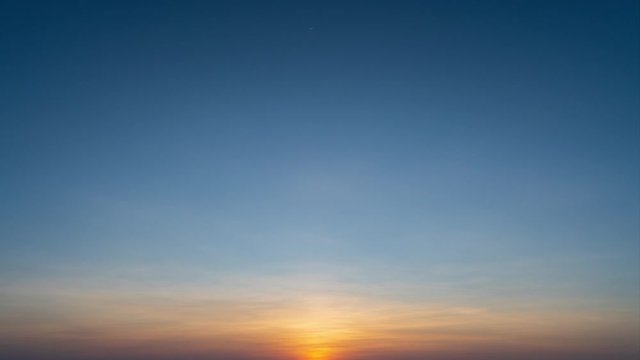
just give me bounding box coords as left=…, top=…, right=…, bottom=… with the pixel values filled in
left=1, top=1, right=639, bottom=359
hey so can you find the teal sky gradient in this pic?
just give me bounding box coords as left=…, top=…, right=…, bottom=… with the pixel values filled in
left=1, top=1, right=639, bottom=359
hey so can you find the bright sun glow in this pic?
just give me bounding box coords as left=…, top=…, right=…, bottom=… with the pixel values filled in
left=286, top=297, right=360, bottom=360
left=304, top=347, right=332, bottom=360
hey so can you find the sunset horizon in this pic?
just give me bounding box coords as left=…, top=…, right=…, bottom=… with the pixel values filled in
left=1, top=1, right=639, bottom=359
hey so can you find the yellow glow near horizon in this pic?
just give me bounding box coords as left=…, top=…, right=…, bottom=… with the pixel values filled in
left=303, top=347, right=331, bottom=360
left=284, top=298, right=359, bottom=360
left=3, top=276, right=638, bottom=360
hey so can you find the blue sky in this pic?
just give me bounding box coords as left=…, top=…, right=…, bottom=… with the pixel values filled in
left=1, top=1, right=639, bottom=359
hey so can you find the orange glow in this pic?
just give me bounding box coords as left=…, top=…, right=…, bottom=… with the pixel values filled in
left=303, top=347, right=331, bottom=360
left=3, top=279, right=638, bottom=360
left=283, top=297, right=359, bottom=360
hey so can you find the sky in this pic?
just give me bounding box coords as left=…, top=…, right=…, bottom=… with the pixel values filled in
left=0, top=0, right=639, bottom=359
